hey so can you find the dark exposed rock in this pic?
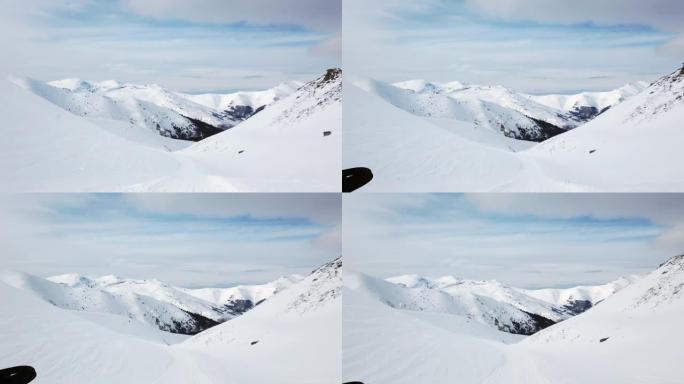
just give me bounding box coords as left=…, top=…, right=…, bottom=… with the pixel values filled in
left=516, top=116, right=568, bottom=142
left=562, top=299, right=593, bottom=315
left=569, top=105, right=601, bottom=122
left=223, top=299, right=256, bottom=316
left=502, top=311, right=557, bottom=336
left=160, top=309, right=221, bottom=335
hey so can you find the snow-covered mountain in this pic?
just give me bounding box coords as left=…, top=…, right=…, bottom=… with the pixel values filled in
left=0, top=258, right=340, bottom=383
left=0, top=68, right=340, bottom=191
left=528, top=82, right=648, bottom=122
left=183, top=257, right=341, bottom=383
left=344, top=256, right=684, bottom=384
left=344, top=64, right=684, bottom=192
left=14, top=77, right=301, bottom=141
left=350, top=273, right=634, bottom=335
left=383, top=78, right=646, bottom=141
left=0, top=270, right=300, bottom=335
left=518, top=275, right=637, bottom=315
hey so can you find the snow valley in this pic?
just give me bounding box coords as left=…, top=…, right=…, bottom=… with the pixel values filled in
left=0, top=68, right=341, bottom=192
left=0, top=258, right=342, bottom=384
left=343, top=64, right=684, bottom=192
left=343, top=255, right=684, bottom=384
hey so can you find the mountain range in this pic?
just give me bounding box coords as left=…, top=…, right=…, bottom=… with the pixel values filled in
left=343, top=254, right=684, bottom=384
left=0, top=257, right=341, bottom=383
left=0, top=270, right=302, bottom=335
left=344, top=64, right=684, bottom=192
left=0, top=68, right=341, bottom=192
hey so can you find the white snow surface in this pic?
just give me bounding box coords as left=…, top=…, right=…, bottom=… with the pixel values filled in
left=344, top=256, right=684, bottom=384
left=0, top=258, right=341, bottom=383
left=0, top=69, right=340, bottom=192
left=344, top=67, right=684, bottom=192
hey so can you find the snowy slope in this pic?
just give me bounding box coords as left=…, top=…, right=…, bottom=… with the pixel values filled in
left=343, top=271, right=522, bottom=384
left=182, top=81, right=302, bottom=112
left=517, top=66, right=684, bottom=191
left=491, top=254, right=684, bottom=384
left=181, top=275, right=302, bottom=314
left=344, top=65, right=684, bottom=192
left=0, top=280, right=195, bottom=384
left=528, top=82, right=648, bottom=121
left=388, top=78, right=645, bottom=140
left=18, top=77, right=223, bottom=141
left=0, top=259, right=340, bottom=383
left=352, top=272, right=558, bottom=335
left=1, top=271, right=297, bottom=335
left=344, top=258, right=682, bottom=384
left=184, top=257, right=342, bottom=384
left=42, top=78, right=301, bottom=139
left=0, top=69, right=340, bottom=192
left=0, top=77, right=183, bottom=191
left=133, top=68, right=341, bottom=191
left=368, top=78, right=568, bottom=141
left=519, top=275, right=637, bottom=314
left=343, top=81, right=531, bottom=192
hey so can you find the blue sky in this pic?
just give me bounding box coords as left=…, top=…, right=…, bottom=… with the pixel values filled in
left=1, top=0, right=340, bottom=92
left=344, top=0, right=684, bottom=93
left=0, top=194, right=341, bottom=287
left=344, top=194, right=684, bottom=288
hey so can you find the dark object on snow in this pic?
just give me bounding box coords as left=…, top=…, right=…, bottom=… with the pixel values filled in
left=250, top=340, right=259, bottom=345
left=589, top=149, right=597, bottom=154
left=238, top=150, right=244, bottom=154
left=323, top=131, right=332, bottom=137
left=0, top=366, right=37, bottom=384
left=343, top=382, right=365, bottom=384
left=343, top=167, right=373, bottom=193
left=600, top=337, right=609, bottom=343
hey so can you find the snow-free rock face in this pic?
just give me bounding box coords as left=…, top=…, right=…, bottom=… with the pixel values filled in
left=1, top=271, right=299, bottom=335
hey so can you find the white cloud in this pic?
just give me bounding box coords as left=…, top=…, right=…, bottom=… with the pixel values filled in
left=0, top=194, right=340, bottom=287
left=122, top=193, right=341, bottom=225
left=0, top=0, right=339, bottom=92
left=464, top=0, right=684, bottom=58
left=343, top=0, right=681, bottom=93
left=121, top=0, right=341, bottom=32
left=344, top=194, right=682, bottom=288
left=464, top=0, right=684, bottom=32
left=465, top=194, right=684, bottom=226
